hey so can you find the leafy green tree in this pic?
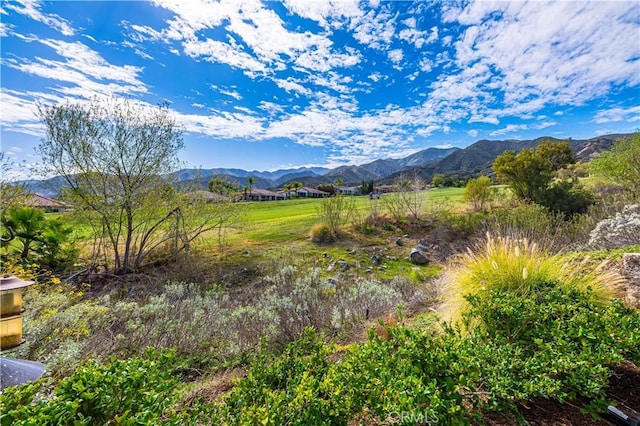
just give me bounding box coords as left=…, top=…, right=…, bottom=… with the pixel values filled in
left=463, top=176, right=493, bottom=211
left=36, top=98, right=215, bottom=274
left=317, top=184, right=336, bottom=195
left=493, top=140, right=575, bottom=203
left=493, top=140, right=590, bottom=216
left=359, top=179, right=374, bottom=195
left=590, top=133, right=640, bottom=201
left=431, top=173, right=446, bottom=187
left=208, top=176, right=238, bottom=197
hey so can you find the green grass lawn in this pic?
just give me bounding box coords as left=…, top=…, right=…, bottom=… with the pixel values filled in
left=235, top=187, right=465, bottom=244
left=24, top=187, right=468, bottom=258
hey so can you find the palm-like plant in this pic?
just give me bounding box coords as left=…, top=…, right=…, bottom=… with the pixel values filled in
left=247, top=176, right=256, bottom=199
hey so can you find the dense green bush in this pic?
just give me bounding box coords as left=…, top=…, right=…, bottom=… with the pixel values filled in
left=460, top=285, right=640, bottom=413
left=0, top=349, right=179, bottom=426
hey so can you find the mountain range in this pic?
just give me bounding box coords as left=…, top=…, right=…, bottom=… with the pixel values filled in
left=21, top=133, right=631, bottom=197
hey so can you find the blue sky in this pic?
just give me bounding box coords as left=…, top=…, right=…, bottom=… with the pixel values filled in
left=1, top=0, right=639, bottom=179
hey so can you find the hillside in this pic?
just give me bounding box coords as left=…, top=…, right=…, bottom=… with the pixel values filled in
left=386, top=133, right=629, bottom=183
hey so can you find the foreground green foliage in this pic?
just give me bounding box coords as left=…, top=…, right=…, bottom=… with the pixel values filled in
left=0, top=349, right=179, bottom=426
left=180, top=286, right=637, bottom=425
left=3, top=274, right=638, bottom=425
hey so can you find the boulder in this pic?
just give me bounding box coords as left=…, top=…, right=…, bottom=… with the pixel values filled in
left=410, top=247, right=429, bottom=265
left=622, top=253, right=640, bottom=285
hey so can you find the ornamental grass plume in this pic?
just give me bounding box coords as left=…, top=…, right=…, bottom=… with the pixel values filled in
left=439, top=232, right=624, bottom=328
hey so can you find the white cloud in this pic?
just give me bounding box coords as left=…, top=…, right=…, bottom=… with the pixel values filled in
left=467, top=129, right=479, bottom=138
left=19, top=38, right=146, bottom=90
left=489, top=124, right=529, bottom=137
left=182, top=38, right=268, bottom=74
left=1, top=37, right=148, bottom=138
left=0, top=21, right=12, bottom=37
left=388, top=48, right=403, bottom=64
left=219, top=89, right=243, bottom=101
left=398, top=27, right=427, bottom=49
left=446, top=1, right=640, bottom=117
left=274, top=77, right=313, bottom=96
left=419, top=57, right=433, bottom=73
left=593, top=106, right=640, bottom=124
left=0, top=89, right=65, bottom=136
left=5, top=0, right=75, bottom=36
left=281, top=0, right=362, bottom=30
left=143, top=0, right=362, bottom=77
left=535, top=121, right=557, bottom=130
left=368, top=72, right=383, bottom=82
left=349, top=6, right=397, bottom=50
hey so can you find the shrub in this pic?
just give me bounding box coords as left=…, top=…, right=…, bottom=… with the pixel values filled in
left=482, top=203, right=592, bottom=252
left=439, top=233, right=623, bottom=326
left=590, top=132, right=640, bottom=201
left=15, top=279, right=109, bottom=378
left=460, top=285, right=640, bottom=412
left=0, top=349, right=179, bottom=426
left=589, top=204, right=640, bottom=249
left=316, top=195, right=355, bottom=236
left=541, top=179, right=595, bottom=217
left=381, top=178, right=425, bottom=221
left=89, top=268, right=404, bottom=363
left=1, top=207, right=78, bottom=271
left=463, top=176, right=493, bottom=211
left=309, top=222, right=335, bottom=244
left=432, top=210, right=485, bottom=243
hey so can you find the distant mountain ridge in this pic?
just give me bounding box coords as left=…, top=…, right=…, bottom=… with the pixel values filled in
left=19, top=133, right=631, bottom=197
left=385, top=133, right=630, bottom=183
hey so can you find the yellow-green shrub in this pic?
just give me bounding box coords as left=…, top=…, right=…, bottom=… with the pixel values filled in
left=309, top=222, right=335, bottom=244
left=439, top=232, right=624, bottom=327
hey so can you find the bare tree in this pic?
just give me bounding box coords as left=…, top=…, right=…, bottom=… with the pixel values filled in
left=36, top=97, right=210, bottom=274
left=381, top=176, right=425, bottom=221
left=317, top=194, right=355, bottom=236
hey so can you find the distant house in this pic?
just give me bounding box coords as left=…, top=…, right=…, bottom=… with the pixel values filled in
left=296, top=187, right=330, bottom=198
left=246, top=188, right=282, bottom=201
left=335, top=186, right=361, bottom=196
left=24, top=193, right=71, bottom=212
